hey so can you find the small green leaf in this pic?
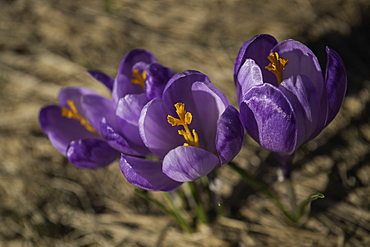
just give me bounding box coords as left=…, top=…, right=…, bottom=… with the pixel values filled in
left=296, top=192, right=325, bottom=225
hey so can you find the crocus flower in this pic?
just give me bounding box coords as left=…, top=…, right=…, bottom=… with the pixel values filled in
left=39, top=49, right=173, bottom=169
left=120, top=71, right=245, bottom=191
left=89, top=49, right=174, bottom=156
left=234, top=34, right=347, bottom=161
left=39, top=86, right=120, bottom=169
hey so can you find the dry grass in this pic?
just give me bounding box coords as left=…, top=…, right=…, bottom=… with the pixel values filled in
left=1, top=0, right=370, bottom=246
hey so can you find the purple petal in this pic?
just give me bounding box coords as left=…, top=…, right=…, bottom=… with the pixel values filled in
left=120, top=155, right=182, bottom=192
left=240, top=83, right=297, bottom=154
left=39, top=105, right=98, bottom=155
left=116, top=94, right=149, bottom=150
left=116, top=93, right=148, bottom=126
left=162, top=70, right=210, bottom=107
left=236, top=58, right=264, bottom=105
left=100, top=118, right=151, bottom=156
left=81, top=94, right=117, bottom=134
left=215, top=105, right=244, bottom=165
left=112, top=73, right=143, bottom=107
left=272, top=40, right=324, bottom=99
left=162, top=146, right=219, bottom=182
left=58, top=87, right=97, bottom=114
left=191, top=81, right=228, bottom=152
left=100, top=118, right=129, bottom=151
left=280, top=75, right=321, bottom=147
left=118, top=49, right=157, bottom=77
left=145, top=63, right=174, bottom=101
left=234, top=34, right=278, bottom=86
left=139, top=98, right=184, bottom=159
left=67, top=138, right=120, bottom=169
left=272, top=40, right=329, bottom=141
left=324, top=47, right=347, bottom=126
left=87, top=70, right=114, bottom=92
left=193, top=80, right=229, bottom=108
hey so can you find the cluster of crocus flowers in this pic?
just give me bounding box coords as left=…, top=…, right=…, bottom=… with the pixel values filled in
left=39, top=35, right=347, bottom=194
left=39, top=49, right=173, bottom=168
left=120, top=71, right=244, bottom=191
left=234, top=34, right=347, bottom=175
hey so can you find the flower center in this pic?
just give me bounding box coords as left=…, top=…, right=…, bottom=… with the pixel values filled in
left=265, top=52, right=290, bottom=85
left=167, top=103, right=199, bottom=148
left=130, top=69, right=146, bottom=89
left=61, top=100, right=98, bottom=134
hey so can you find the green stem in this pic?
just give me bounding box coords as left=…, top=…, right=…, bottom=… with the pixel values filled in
left=284, top=178, right=297, bottom=217
left=187, top=182, right=208, bottom=224
left=175, top=187, right=189, bottom=209
left=228, top=161, right=296, bottom=223
left=161, top=192, right=194, bottom=233
left=202, top=174, right=223, bottom=216
left=134, top=189, right=193, bottom=233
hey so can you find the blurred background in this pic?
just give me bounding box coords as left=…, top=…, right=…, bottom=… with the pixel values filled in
left=1, top=0, right=370, bottom=246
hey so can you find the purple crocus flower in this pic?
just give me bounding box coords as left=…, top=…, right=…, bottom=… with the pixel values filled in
left=88, top=49, right=174, bottom=157
left=234, top=34, right=347, bottom=175
left=120, top=71, right=245, bottom=191
left=39, top=49, right=173, bottom=169
left=39, top=86, right=120, bottom=169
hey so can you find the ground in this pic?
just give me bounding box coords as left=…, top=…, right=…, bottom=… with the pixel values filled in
left=1, top=0, right=370, bottom=246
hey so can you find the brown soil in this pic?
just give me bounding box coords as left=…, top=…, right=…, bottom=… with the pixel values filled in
left=1, top=0, right=370, bottom=246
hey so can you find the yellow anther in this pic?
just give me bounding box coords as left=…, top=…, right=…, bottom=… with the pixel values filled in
left=265, top=52, right=290, bottom=85
left=130, top=69, right=146, bottom=89
left=167, top=103, right=200, bottom=148
left=61, top=100, right=98, bottom=134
